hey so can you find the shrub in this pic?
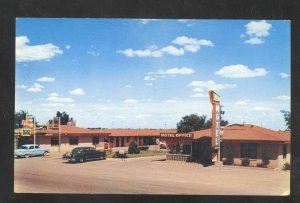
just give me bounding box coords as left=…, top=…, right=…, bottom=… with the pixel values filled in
left=241, top=158, right=250, bottom=167
left=159, top=144, right=167, bottom=149
left=138, top=146, right=149, bottom=151
left=283, top=163, right=290, bottom=170
left=260, top=150, right=270, bottom=168
left=223, top=146, right=234, bottom=165
left=128, top=141, right=140, bottom=154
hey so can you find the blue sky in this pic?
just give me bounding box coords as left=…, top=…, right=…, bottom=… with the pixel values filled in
left=15, top=19, right=290, bottom=130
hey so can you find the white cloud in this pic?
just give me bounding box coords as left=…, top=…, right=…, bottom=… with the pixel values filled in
left=172, top=36, right=214, bottom=52
left=87, top=51, right=100, bottom=56
left=123, top=99, right=139, bottom=103
left=274, top=95, right=290, bottom=100
left=140, top=19, right=159, bottom=24
left=235, top=99, right=250, bottom=105
left=178, top=19, right=190, bottom=23
left=244, top=37, right=264, bottom=45
left=46, top=96, right=74, bottom=103
left=215, top=64, right=268, bottom=78
left=161, top=46, right=185, bottom=56
left=41, top=103, right=65, bottom=107
left=48, top=92, right=59, bottom=97
left=243, top=20, right=272, bottom=45
left=193, top=87, right=204, bottom=92
left=69, top=88, right=85, bottom=96
left=190, top=93, right=208, bottom=98
left=16, top=85, right=27, bottom=89
left=65, top=45, right=71, bottom=49
left=116, top=115, right=128, bottom=119
left=117, top=36, right=213, bottom=57
left=245, top=20, right=272, bottom=37
left=149, top=67, right=195, bottom=76
left=279, top=72, right=289, bottom=78
left=253, top=106, right=273, bottom=112
left=146, top=83, right=153, bottom=86
left=16, top=36, right=63, bottom=62
left=36, top=76, right=55, bottom=82
left=117, top=48, right=162, bottom=57
left=69, top=104, right=75, bottom=107
left=144, top=76, right=156, bottom=81
left=26, top=83, right=44, bottom=92
left=189, top=80, right=237, bottom=91
left=125, top=85, right=132, bottom=88
left=163, top=99, right=183, bottom=103
left=136, top=114, right=152, bottom=119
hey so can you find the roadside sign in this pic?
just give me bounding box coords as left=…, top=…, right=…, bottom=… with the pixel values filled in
left=209, top=90, right=221, bottom=149
left=160, top=133, right=194, bottom=139
left=22, top=127, right=31, bottom=136
left=22, top=120, right=34, bottom=128
left=26, top=114, right=34, bottom=123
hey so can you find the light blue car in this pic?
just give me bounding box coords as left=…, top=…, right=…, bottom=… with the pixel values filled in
left=14, top=144, right=50, bottom=158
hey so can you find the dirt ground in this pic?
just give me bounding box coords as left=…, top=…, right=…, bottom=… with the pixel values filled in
left=14, top=155, right=290, bottom=195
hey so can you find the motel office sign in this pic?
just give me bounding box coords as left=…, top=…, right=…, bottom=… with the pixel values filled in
left=160, top=133, right=194, bottom=139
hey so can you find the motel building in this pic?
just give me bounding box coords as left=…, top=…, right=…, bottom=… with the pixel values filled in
left=160, top=123, right=290, bottom=169
left=14, top=124, right=176, bottom=152
left=14, top=123, right=290, bottom=169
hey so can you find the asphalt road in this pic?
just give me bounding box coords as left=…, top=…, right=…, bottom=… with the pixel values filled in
left=14, top=155, right=290, bottom=195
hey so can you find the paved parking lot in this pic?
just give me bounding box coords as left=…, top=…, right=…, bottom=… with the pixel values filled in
left=14, top=155, right=290, bottom=195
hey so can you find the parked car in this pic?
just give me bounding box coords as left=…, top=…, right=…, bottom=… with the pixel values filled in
left=63, top=147, right=106, bottom=163
left=14, top=144, right=50, bottom=158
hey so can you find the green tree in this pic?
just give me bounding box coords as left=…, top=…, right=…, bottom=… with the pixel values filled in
left=15, top=110, right=27, bottom=128
left=280, top=110, right=291, bottom=131
left=128, top=141, right=140, bottom=154
left=56, top=111, right=70, bottom=125
left=177, top=114, right=229, bottom=133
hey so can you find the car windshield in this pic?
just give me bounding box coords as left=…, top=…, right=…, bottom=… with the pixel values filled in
left=19, top=146, right=28, bottom=149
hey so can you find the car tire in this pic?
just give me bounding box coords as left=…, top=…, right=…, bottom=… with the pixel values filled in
left=24, top=154, right=29, bottom=158
left=43, top=151, right=48, bottom=156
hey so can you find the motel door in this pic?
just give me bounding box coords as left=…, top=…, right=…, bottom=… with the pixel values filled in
left=121, top=137, right=124, bottom=147
left=116, top=137, right=119, bottom=147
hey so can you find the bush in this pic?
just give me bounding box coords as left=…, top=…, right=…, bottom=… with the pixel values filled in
left=138, top=146, right=149, bottom=151
left=128, top=141, right=140, bottom=154
left=260, top=150, right=270, bottom=168
left=112, top=151, right=128, bottom=158
left=241, top=158, right=250, bottom=166
left=223, top=146, right=234, bottom=165
left=283, top=163, right=290, bottom=170
left=159, top=144, right=167, bottom=149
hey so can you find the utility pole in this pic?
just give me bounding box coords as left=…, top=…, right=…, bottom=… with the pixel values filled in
left=33, top=116, right=36, bottom=149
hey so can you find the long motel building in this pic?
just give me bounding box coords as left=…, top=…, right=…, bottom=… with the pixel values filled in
left=14, top=123, right=290, bottom=169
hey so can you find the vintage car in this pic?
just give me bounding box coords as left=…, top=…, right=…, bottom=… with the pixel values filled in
left=63, top=147, right=106, bottom=163
left=14, top=144, right=50, bottom=158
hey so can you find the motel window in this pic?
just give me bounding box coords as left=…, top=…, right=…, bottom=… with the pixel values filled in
left=283, top=144, right=287, bottom=159
left=241, top=143, right=257, bottom=159
left=69, top=136, right=79, bottom=145
left=127, top=137, right=130, bottom=143
left=51, top=137, right=59, bottom=146
left=92, top=136, right=99, bottom=145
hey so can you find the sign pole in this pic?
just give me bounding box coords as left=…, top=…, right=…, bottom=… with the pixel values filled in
left=33, top=117, right=36, bottom=149
left=58, top=117, right=61, bottom=152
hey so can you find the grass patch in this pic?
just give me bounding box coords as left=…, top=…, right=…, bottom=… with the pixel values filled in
left=106, top=150, right=166, bottom=158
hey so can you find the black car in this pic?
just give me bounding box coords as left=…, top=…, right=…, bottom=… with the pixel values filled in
left=63, top=147, right=106, bottom=163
